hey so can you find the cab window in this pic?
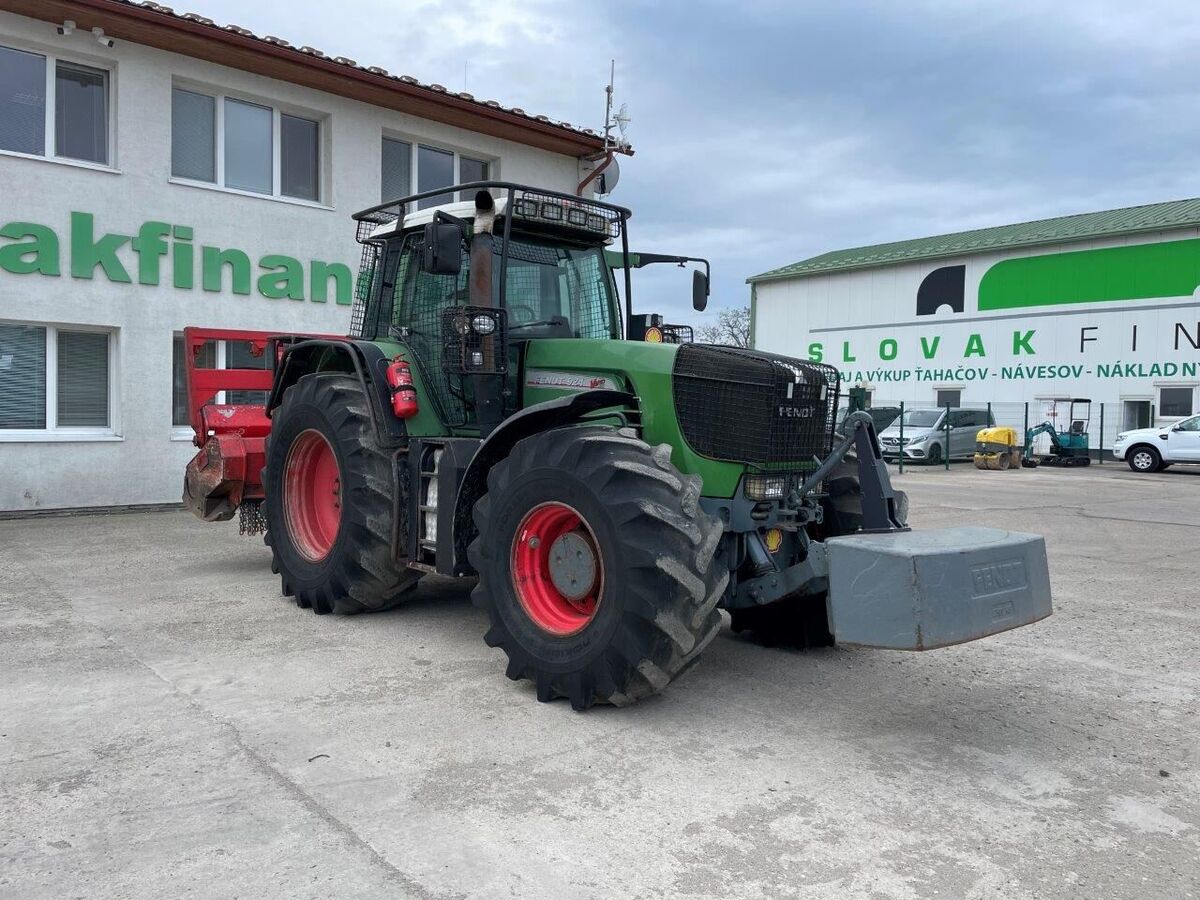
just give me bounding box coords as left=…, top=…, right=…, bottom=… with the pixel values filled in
left=502, top=240, right=616, bottom=339
left=1176, top=415, right=1200, bottom=432
left=389, top=234, right=616, bottom=341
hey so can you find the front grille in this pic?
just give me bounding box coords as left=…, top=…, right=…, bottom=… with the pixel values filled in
left=672, top=345, right=840, bottom=468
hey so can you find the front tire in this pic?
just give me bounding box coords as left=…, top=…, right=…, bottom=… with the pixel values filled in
left=468, top=427, right=726, bottom=710
left=1127, top=445, right=1160, bottom=473
left=263, top=374, right=419, bottom=614
left=926, top=442, right=943, bottom=465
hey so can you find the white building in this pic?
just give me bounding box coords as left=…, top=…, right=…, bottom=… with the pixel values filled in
left=0, top=0, right=608, bottom=512
left=750, top=199, right=1200, bottom=440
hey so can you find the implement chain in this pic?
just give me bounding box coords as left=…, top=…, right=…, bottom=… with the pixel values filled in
left=239, top=500, right=267, bottom=536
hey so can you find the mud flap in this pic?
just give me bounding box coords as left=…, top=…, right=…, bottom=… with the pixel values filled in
left=825, top=527, right=1052, bottom=650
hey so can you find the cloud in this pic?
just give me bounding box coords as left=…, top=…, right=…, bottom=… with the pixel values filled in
left=188, top=0, right=1200, bottom=328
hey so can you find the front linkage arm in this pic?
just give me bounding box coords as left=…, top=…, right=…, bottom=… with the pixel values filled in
left=796, top=410, right=907, bottom=533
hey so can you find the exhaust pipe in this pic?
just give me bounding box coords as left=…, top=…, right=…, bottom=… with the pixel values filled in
left=469, top=191, right=495, bottom=309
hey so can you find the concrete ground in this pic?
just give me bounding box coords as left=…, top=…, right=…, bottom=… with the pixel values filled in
left=1, top=463, right=1197, bottom=899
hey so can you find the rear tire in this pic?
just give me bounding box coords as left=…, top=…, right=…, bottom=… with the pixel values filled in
left=263, top=374, right=419, bottom=614
left=468, top=426, right=726, bottom=710
left=1127, top=445, right=1160, bottom=473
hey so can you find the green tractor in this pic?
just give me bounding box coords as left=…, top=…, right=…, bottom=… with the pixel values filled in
left=183, top=181, right=1053, bottom=709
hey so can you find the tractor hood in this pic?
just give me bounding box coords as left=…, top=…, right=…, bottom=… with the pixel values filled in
left=520, top=340, right=841, bottom=499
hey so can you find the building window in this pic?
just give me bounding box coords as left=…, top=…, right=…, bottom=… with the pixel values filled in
left=1159, top=386, right=1195, bottom=418
left=459, top=155, right=489, bottom=188
left=171, top=334, right=269, bottom=429
left=935, top=389, right=961, bottom=408
left=171, top=87, right=322, bottom=202
left=171, top=334, right=215, bottom=427
left=0, top=323, right=114, bottom=435
left=380, top=136, right=492, bottom=206
left=0, top=45, right=110, bottom=165
left=381, top=137, right=412, bottom=202
left=223, top=97, right=272, bottom=194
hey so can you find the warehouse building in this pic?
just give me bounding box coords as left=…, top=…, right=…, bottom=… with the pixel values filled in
left=749, top=200, right=1200, bottom=436
left=0, top=0, right=608, bottom=511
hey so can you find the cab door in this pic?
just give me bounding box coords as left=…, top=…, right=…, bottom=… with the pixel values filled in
left=1164, top=415, right=1200, bottom=461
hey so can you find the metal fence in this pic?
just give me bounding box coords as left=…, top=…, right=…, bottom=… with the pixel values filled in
left=874, top=399, right=1149, bottom=472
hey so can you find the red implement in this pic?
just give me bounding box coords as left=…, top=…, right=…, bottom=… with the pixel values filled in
left=180, top=327, right=334, bottom=523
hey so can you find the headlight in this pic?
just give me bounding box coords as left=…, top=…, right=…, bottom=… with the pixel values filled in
left=471, top=313, right=497, bottom=335
left=744, top=474, right=786, bottom=501
left=451, top=315, right=471, bottom=336
left=1115, top=431, right=1129, bottom=442
left=513, top=198, right=540, bottom=218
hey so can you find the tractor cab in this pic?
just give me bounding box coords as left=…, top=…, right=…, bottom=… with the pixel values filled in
left=349, top=183, right=709, bottom=434
left=353, top=184, right=707, bottom=344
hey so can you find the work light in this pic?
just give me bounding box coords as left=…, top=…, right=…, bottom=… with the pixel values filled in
left=513, top=198, right=540, bottom=218
left=471, top=314, right=497, bottom=335
left=744, top=474, right=786, bottom=501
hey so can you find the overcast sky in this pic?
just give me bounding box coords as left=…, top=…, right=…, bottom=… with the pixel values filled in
left=191, top=0, right=1200, bottom=326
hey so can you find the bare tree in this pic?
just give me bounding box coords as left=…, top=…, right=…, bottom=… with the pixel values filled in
left=697, top=306, right=752, bottom=348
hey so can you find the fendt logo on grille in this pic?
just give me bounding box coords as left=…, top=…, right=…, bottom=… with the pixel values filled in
left=777, top=405, right=817, bottom=419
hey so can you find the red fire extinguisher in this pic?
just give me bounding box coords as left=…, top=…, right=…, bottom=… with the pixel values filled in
left=385, top=357, right=419, bottom=419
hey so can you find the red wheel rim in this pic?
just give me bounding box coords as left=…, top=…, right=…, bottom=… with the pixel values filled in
left=284, top=429, right=342, bottom=562
left=511, top=502, right=603, bottom=636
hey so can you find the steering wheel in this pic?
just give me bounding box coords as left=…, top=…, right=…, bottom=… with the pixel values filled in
left=507, top=303, right=537, bottom=325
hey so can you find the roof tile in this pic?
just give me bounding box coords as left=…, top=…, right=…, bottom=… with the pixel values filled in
left=110, top=0, right=607, bottom=147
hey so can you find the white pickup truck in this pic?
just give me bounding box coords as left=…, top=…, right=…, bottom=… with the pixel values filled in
left=1113, top=414, right=1200, bottom=472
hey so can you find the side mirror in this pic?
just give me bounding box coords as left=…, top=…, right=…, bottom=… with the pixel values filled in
left=692, top=269, right=709, bottom=312
left=422, top=221, right=463, bottom=275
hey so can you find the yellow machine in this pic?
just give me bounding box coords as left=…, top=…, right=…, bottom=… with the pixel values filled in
left=974, top=426, right=1022, bottom=470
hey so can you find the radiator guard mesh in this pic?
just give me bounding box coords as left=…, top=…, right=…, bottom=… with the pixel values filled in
left=672, top=345, right=840, bottom=471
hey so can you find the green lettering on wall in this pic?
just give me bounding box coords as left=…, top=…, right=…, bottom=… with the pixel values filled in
left=131, top=221, right=171, bottom=285
left=201, top=246, right=251, bottom=295
left=70, top=212, right=130, bottom=282
left=964, top=333, right=986, bottom=357
left=807, top=342, right=824, bottom=362
left=173, top=226, right=193, bottom=290
left=311, top=260, right=352, bottom=305
left=258, top=254, right=305, bottom=301
left=1012, top=330, right=1036, bottom=355
left=979, top=238, right=1200, bottom=311
left=920, top=335, right=940, bottom=359
left=0, top=214, right=357, bottom=305
left=0, top=223, right=60, bottom=276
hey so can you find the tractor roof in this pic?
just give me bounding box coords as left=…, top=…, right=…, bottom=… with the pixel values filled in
left=368, top=198, right=510, bottom=240
left=358, top=183, right=629, bottom=245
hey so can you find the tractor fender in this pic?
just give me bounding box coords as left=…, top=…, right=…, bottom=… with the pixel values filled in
left=267, top=338, right=407, bottom=447
left=451, top=389, right=637, bottom=572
